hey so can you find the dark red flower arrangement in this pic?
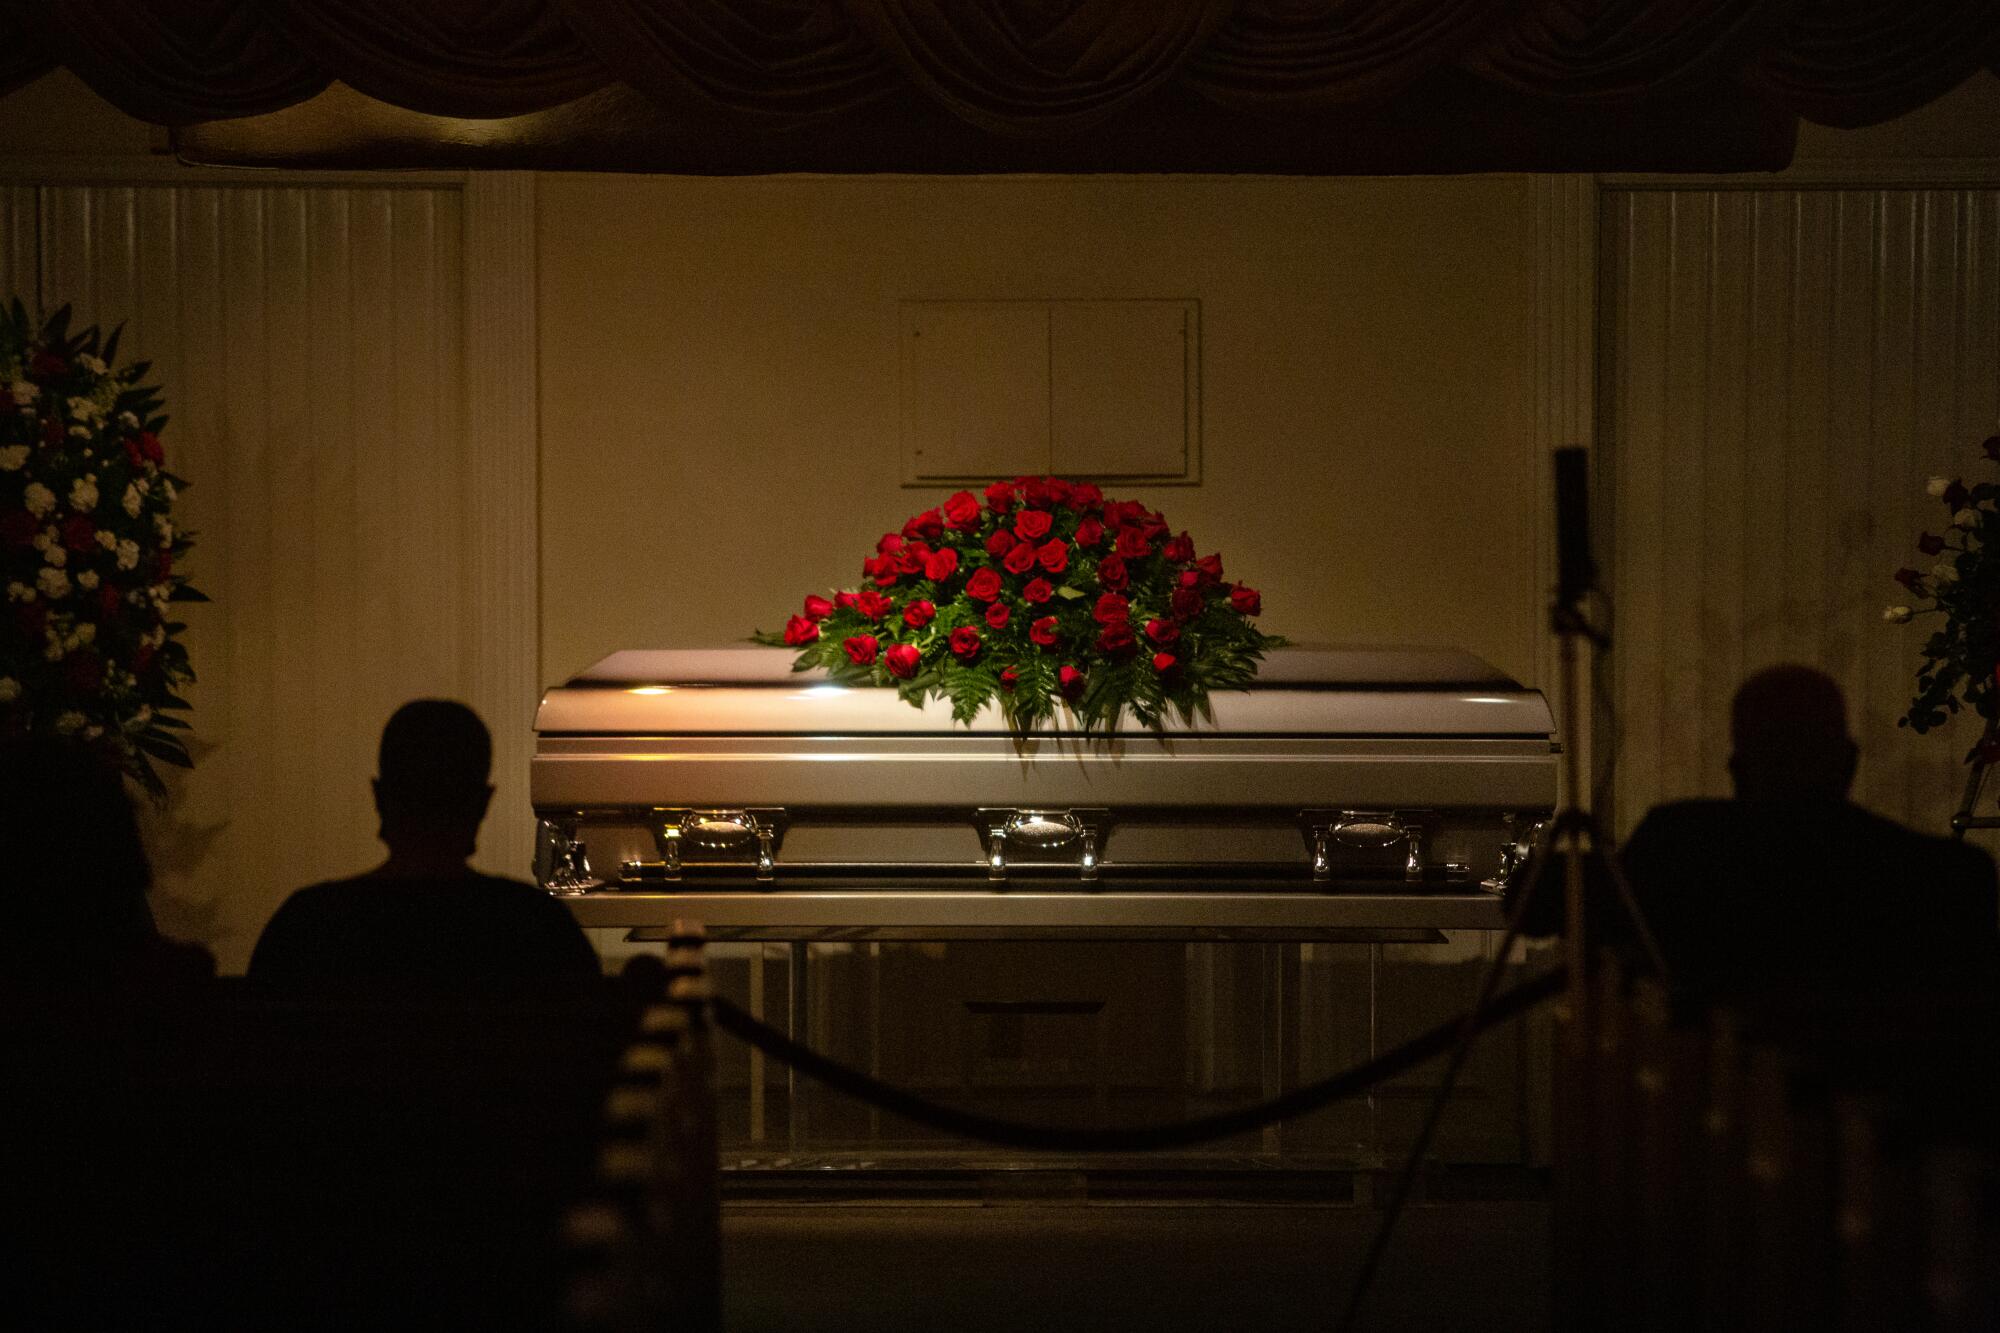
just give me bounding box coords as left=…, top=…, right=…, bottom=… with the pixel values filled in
left=754, top=477, right=1281, bottom=730
left=0, top=300, right=204, bottom=794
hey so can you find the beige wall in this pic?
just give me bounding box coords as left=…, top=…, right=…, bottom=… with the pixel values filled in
left=536, top=174, right=1543, bottom=686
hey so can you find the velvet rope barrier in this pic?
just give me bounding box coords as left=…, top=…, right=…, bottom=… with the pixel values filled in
left=709, top=964, right=1564, bottom=1153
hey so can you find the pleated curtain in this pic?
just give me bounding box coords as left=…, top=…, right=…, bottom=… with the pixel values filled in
left=1, top=0, right=1997, bottom=131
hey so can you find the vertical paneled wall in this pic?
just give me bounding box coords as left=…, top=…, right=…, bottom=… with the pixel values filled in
left=1602, top=186, right=2000, bottom=837
left=3, top=177, right=535, bottom=969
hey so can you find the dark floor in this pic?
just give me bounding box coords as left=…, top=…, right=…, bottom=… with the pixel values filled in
left=723, top=1199, right=1550, bottom=1332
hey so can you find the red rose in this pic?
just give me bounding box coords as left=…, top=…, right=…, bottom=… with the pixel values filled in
left=0, top=510, right=37, bottom=549
left=1096, top=554, right=1129, bottom=591
left=863, top=555, right=898, bottom=588
left=1015, top=511, right=1053, bottom=542
left=855, top=590, right=894, bottom=620
left=984, top=602, right=1011, bottom=629
left=1141, top=516, right=1171, bottom=543
left=29, top=350, right=66, bottom=380
left=886, top=643, right=921, bottom=679
left=894, top=543, right=927, bottom=576
left=985, top=481, right=1016, bottom=514
left=63, top=650, right=103, bottom=695
left=1030, top=616, right=1060, bottom=648
left=903, top=599, right=936, bottom=629
left=15, top=601, right=47, bottom=639
left=123, top=438, right=147, bottom=468
left=1093, top=593, right=1130, bottom=624
left=1171, top=587, right=1204, bottom=619
left=1003, top=542, right=1038, bottom=575
left=1058, top=665, right=1086, bottom=700
left=132, top=643, right=156, bottom=675
left=138, top=431, right=164, bottom=464
left=804, top=594, right=834, bottom=621
left=1022, top=578, right=1054, bottom=604
left=999, top=667, right=1019, bottom=692
left=1103, top=500, right=1143, bottom=528
left=1097, top=622, right=1137, bottom=657
left=1152, top=652, right=1178, bottom=675
left=949, top=626, right=982, bottom=660
left=1917, top=532, right=1946, bottom=556
left=1893, top=567, right=1924, bottom=591
left=1067, top=482, right=1102, bottom=512
left=1178, top=569, right=1201, bottom=589
left=1229, top=584, right=1261, bottom=616
left=923, top=548, right=960, bottom=582
left=1037, top=540, right=1069, bottom=575
left=965, top=567, right=1004, bottom=602
left=903, top=509, right=945, bottom=541
left=1022, top=477, right=1055, bottom=509
left=1145, top=618, right=1179, bottom=645
left=784, top=615, right=821, bottom=646
left=877, top=533, right=905, bottom=555
left=1163, top=532, right=1195, bottom=564
left=985, top=529, right=1017, bottom=558
left=1073, top=518, right=1105, bottom=548
left=1194, top=554, right=1225, bottom=586
left=41, top=417, right=62, bottom=447
left=843, top=635, right=880, bottom=666
left=944, top=491, right=981, bottom=530
left=1115, top=527, right=1152, bottom=560
left=98, top=585, right=123, bottom=621
left=1044, top=478, right=1073, bottom=508
left=154, top=552, right=172, bottom=581
left=835, top=591, right=861, bottom=611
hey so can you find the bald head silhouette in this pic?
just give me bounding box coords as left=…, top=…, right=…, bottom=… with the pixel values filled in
left=371, top=700, right=494, bottom=867
left=1727, top=665, right=1858, bottom=803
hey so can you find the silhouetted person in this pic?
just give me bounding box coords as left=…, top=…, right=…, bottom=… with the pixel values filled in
left=248, top=700, right=599, bottom=992
left=0, top=735, right=214, bottom=990
left=1618, top=665, right=1998, bottom=997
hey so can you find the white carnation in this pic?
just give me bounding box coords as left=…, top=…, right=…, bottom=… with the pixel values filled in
left=160, top=479, right=176, bottom=504
left=72, top=622, right=95, bottom=645
left=1934, top=559, right=1960, bottom=583
left=68, top=478, right=99, bottom=512
left=76, top=354, right=106, bottom=376
left=1884, top=605, right=1913, bottom=623
left=75, top=570, right=98, bottom=590
left=95, top=529, right=117, bottom=552
left=116, top=539, right=140, bottom=570
left=36, top=566, right=69, bottom=599
left=117, top=410, right=138, bottom=429
left=42, top=545, right=64, bottom=568
left=66, top=425, right=88, bottom=438
left=1954, top=507, right=1980, bottom=529
left=122, top=483, right=141, bottom=518
left=52, top=711, right=84, bottom=735
left=0, top=445, right=26, bottom=471
left=1929, top=476, right=1955, bottom=498
left=8, top=379, right=36, bottom=405
left=43, top=639, right=62, bottom=661
left=0, top=676, right=16, bottom=702
left=66, top=395, right=102, bottom=422
left=4, top=581, right=27, bottom=601
left=22, top=482, right=55, bottom=517
left=154, top=514, right=174, bottom=545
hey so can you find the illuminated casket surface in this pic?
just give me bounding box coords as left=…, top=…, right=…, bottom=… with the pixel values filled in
left=530, top=646, right=1555, bottom=932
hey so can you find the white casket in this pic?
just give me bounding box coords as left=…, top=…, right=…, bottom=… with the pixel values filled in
left=530, top=645, right=1554, bottom=936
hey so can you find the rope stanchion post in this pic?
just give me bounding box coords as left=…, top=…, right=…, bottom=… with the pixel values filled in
left=566, top=920, right=720, bottom=1333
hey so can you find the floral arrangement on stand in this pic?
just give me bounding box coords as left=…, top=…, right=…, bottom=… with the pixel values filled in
left=0, top=300, right=204, bottom=795
left=1887, top=436, right=2000, bottom=760
left=753, top=476, right=1282, bottom=731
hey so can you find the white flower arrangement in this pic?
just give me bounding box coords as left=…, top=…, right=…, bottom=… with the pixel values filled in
left=0, top=299, right=204, bottom=794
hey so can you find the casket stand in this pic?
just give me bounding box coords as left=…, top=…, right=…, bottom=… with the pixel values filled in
left=532, top=646, right=1555, bottom=1170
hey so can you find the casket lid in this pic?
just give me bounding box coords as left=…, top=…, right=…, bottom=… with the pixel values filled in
left=536, top=645, right=1552, bottom=738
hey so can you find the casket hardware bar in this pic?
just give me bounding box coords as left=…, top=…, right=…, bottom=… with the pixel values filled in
left=1301, top=810, right=1437, bottom=884
left=976, top=808, right=1111, bottom=883
left=635, top=808, right=789, bottom=883
left=1482, top=812, right=1548, bottom=893
left=537, top=817, right=598, bottom=895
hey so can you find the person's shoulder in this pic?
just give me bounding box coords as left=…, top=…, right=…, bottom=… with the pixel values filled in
left=1626, top=799, right=1740, bottom=844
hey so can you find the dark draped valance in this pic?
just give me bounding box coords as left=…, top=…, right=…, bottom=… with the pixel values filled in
left=1, top=1, right=1996, bottom=171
